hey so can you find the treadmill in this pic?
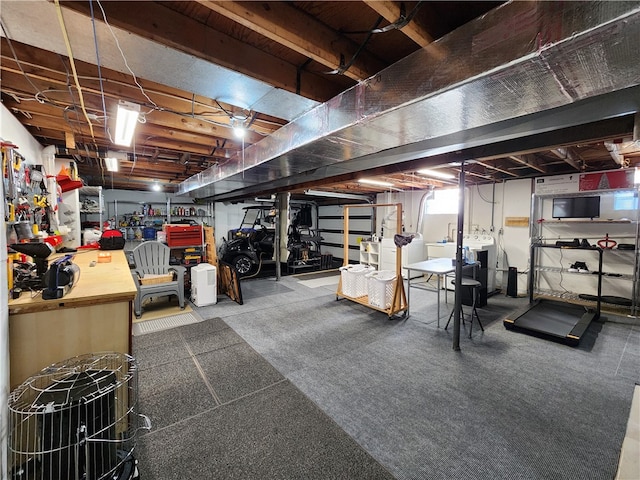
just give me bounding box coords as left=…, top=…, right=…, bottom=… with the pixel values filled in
left=504, top=243, right=602, bottom=346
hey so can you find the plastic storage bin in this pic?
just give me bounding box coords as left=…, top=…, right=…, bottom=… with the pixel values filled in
left=340, top=264, right=375, bottom=298
left=366, top=270, right=396, bottom=309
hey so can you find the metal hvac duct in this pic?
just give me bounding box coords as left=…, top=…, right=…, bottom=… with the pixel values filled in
left=177, top=1, right=640, bottom=201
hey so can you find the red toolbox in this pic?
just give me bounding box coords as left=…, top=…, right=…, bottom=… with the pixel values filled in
left=164, top=225, right=203, bottom=247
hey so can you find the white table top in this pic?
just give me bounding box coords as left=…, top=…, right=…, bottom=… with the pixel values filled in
left=405, top=258, right=456, bottom=274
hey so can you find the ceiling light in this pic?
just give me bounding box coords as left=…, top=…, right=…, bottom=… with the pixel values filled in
left=104, top=157, right=119, bottom=172
left=231, top=117, right=246, bottom=139
left=305, top=189, right=371, bottom=201
left=233, top=125, right=245, bottom=139
left=417, top=169, right=456, bottom=180
left=358, top=178, right=394, bottom=187
left=152, top=181, right=162, bottom=192
left=105, top=150, right=127, bottom=171
left=114, top=100, right=140, bottom=147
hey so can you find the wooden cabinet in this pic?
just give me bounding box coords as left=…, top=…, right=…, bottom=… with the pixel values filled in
left=8, top=250, right=137, bottom=389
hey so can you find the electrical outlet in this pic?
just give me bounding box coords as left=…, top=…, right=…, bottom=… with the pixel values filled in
left=498, top=228, right=503, bottom=235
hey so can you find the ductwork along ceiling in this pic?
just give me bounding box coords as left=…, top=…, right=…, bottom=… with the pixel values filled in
left=179, top=1, right=640, bottom=201
left=1, top=1, right=640, bottom=201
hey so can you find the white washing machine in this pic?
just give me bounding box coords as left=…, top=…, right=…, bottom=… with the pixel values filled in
left=462, top=234, right=497, bottom=293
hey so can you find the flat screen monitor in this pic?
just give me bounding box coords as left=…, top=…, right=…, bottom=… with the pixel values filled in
left=552, top=196, right=600, bottom=219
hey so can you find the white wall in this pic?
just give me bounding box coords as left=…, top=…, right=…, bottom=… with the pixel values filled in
left=0, top=180, right=7, bottom=480
left=214, top=202, right=247, bottom=247
left=1, top=104, right=44, bottom=165
left=495, top=179, right=533, bottom=294
left=374, top=179, right=534, bottom=295
left=1, top=103, right=45, bottom=478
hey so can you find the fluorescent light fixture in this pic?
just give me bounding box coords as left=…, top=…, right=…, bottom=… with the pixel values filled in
left=305, top=189, right=370, bottom=201
left=104, top=157, right=119, bottom=172
left=358, top=178, right=394, bottom=187
left=114, top=100, right=140, bottom=146
left=417, top=168, right=456, bottom=180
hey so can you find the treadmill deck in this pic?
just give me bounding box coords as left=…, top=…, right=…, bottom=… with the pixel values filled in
left=504, top=299, right=598, bottom=346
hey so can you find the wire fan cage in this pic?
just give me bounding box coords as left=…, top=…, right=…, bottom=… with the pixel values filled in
left=8, top=352, right=149, bottom=480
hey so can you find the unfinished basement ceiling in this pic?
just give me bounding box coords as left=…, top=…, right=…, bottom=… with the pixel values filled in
left=1, top=1, right=639, bottom=201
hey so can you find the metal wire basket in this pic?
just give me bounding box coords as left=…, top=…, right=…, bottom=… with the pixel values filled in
left=8, top=352, right=150, bottom=480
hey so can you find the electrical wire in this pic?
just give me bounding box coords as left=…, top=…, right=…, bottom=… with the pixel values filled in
left=326, top=16, right=383, bottom=76
left=557, top=247, right=571, bottom=298
left=341, top=2, right=425, bottom=35
left=58, top=54, right=89, bottom=143
left=475, top=183, right=495, bottom=203
left=0, top=19, right=51, bottom=103
left=89, top=0, right=109, bottom=139
left=53, top=0, right=96, bottom=144
left=96, top=0, right=158, bottom=112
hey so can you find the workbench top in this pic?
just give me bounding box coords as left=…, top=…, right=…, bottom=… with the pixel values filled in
left=9, top=249, right=137, bottom=315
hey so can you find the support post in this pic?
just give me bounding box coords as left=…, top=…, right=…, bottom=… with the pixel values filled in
left=453, top=163, right=465, bottom=351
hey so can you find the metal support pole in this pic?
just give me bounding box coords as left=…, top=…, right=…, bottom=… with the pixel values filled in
left=453, top=163, right=465, bottom=351
left=274, top=193, right=285, bottom=280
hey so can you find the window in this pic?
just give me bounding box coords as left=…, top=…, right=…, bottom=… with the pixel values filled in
left=613, top=191, right=638, bottom=211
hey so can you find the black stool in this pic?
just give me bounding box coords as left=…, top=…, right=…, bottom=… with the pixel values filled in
left=445, top=277, right=484, bottom=338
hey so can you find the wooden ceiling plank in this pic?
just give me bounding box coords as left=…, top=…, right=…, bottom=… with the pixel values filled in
left=196, top=1, right=385, bottom=81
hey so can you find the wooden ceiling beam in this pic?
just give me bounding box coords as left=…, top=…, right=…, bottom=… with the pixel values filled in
left=363, top=1, right=435, bottom=48
left=196, top=1, right=385, bottom=81
left=550, top=147, right=583, bottom=171
left=507, top=154, right=548, bottom=174
left=59, top=1, right=344, bottom=102
left=475, top=161, right=520, bottom=178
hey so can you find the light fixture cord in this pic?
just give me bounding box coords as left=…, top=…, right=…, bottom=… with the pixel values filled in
left=96, top=0, right=158, bottom=113
left=89, top=0, right=109, bottom=140
left=54, top=0, right=97, bottom=143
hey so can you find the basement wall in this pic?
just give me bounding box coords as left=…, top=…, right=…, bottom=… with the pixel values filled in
left=1, top=103, right=46, bottom=478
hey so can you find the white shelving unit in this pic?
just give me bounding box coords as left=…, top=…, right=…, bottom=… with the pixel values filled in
left=58, top=188, right=81, bottom=249
left=79, top=186, right=104, bottom=230
left=359, top=240, right=380, bottom=269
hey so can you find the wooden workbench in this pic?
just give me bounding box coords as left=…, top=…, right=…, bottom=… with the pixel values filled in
left=8, top=249, right=137, bottom=390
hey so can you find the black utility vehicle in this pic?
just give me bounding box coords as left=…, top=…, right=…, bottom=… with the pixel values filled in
left=218, top=206, right=276, bottom=276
